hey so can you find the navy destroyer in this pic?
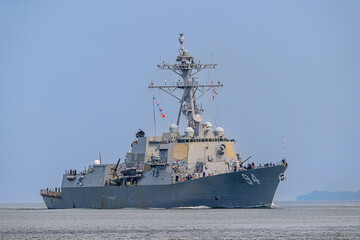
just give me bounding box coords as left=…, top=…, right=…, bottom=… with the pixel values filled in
left=40, top=34, right=288, bottom=209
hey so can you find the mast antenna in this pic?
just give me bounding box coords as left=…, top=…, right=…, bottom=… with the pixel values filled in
left=149, top=33, right=223, bottom=135
left=282, top=135, right=286, bottom=160
left=152, top=97, right=157, bottom=136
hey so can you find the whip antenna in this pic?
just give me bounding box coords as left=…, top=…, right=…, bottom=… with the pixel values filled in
left=282, top=135, right=286, bottom=160
left=152, top=96, right=157, bottom=136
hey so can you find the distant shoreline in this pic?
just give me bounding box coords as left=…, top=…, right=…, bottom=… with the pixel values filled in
left=297, top=190, right=360, bottom=201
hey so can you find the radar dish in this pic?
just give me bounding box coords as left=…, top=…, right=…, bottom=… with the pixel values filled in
left=193, top=114, right=203, bottom=122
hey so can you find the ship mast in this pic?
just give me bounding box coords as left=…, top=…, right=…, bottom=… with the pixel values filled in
left=149, top=34, right=223, bottom=135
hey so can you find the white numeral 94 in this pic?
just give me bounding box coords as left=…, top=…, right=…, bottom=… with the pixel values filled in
left=241, top=173, right=261, bottom=185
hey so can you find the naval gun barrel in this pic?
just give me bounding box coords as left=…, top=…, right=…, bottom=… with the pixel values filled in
left=240, top=156, right=252, bottom=165
left=113, top=158, right=121, bottom=177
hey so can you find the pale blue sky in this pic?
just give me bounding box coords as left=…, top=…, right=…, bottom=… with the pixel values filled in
left=0, top=0, right=359, bottom=202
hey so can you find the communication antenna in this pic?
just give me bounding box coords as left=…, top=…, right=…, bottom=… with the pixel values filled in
left=282, top=136, right=286, bottom=160
left=99, top=152, right=102, bottom=164
left=214, top=117, right=218, bottom=128
left=152, top=97, right=157, bottom=136
left=149, top=33, right=222, bottom=135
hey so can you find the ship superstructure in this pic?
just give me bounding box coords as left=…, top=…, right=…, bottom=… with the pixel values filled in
left=41, top=34, right=287, bottom=209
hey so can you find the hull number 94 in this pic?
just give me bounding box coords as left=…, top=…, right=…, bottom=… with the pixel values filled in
left=241, top=173, right=261, bottom=185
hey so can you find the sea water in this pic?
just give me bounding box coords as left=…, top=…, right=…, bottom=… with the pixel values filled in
left=1, top=202, right=359, bottom=239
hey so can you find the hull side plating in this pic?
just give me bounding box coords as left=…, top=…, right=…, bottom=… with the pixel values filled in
left=42, top=165, right=285, bottom=209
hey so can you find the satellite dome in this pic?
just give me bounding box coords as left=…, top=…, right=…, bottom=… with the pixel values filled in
left=215, top=127, right=225, bottom=137
left=94, top=160, right=101, bottom=165
left=183, top=49, right=190, bottom=56
left=185, top=127, right=194, bottom=137
left=169, top=124, right=179, bottom=133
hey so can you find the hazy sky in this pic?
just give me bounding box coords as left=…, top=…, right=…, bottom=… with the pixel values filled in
left=1, top=0, right=359, bottom=202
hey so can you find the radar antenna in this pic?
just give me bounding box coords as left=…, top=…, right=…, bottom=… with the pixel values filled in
left=149, top=33, right=223, bottom=135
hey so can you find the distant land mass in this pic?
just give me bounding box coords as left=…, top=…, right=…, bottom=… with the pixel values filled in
left=297, top=190, right=360, bottom=201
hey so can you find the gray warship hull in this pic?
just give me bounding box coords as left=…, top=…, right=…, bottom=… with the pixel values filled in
left=41, top=34, right=288, bottom=209
left=42, top=165, right=285, bottom=209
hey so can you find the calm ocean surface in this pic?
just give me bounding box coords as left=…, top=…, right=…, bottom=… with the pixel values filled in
left=1, top=202, right=359, bottom=240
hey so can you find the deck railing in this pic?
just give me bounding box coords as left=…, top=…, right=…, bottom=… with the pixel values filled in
left=40, top=189, right=62, bottom=199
